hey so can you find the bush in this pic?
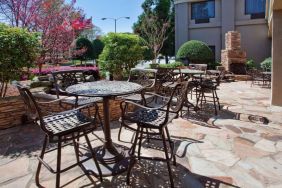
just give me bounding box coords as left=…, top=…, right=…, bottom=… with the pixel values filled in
left=176, top=40, right=213, bottom=64
left=208, top=61, right=221, bottom=70
left=72, top=37, right=94, bottom=61
left=246, top=59, right=255, bottom=70
left=99, top=33, right=147, bottom=80
left=92, top=38, right=104, bottom=60
left=159, top=61, right=184, bottom=68
left=260, top=57, right=272, bottom=71
left=0, top=23, right=40, bottom=97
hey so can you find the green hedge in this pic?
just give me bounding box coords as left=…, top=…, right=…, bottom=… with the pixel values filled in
left=176, top=40, right=213, bottom=64
left=260, top=57, right=272, bottom=71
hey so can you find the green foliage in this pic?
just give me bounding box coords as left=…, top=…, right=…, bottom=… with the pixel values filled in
left=73, top=37, right=94, bottom=61
left=208, top=61, right=222, bottom=70
left=99, top=33, right=147, bottom=79
left=0, top=23, right=40, bottom=96
left=261, top=57, right=272, bottom=71
left=246, top=59, right=255, bottom=70
left=159, top=61, right=184, bottom=68
left=133, top=0, right=175, bottom=62
left=176, top=40, right=213, bottom=64
left=92, top=38, right=104, bottom=60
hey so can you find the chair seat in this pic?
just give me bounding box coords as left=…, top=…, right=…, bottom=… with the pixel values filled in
left=62, top=96, right=102, bottom=106
left=124, top=108, right=178, bottom=129
left=40, top=110, right=93, bottom=136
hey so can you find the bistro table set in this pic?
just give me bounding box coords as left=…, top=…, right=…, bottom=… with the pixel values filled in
left=16, top=67, right=223, bottom=188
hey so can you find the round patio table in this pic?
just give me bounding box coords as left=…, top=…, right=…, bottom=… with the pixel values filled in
left=66, top=80, right=143, bottom=176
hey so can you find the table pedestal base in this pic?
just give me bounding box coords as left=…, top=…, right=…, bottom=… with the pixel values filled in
left=81, top=144, right=132, bottom=176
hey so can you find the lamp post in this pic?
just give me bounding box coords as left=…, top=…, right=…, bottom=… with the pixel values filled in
left=101, top=17, right=130, bottom=33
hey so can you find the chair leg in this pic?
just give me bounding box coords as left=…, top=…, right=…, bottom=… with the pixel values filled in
left=161, top=131, right=174, bottom=188
left=214, top=89, right=221, bottom=110
left=212, top=90, right=218, bottom=116
left=137, top=128, right=144, bottom=160
left=118, top=121, right=124, bottom=142
left=72, top=134, right=80, bottom=164
left=56, top=137, right=62, bottom=188
left=165, top=127, right=176, bottom=166
left=127, top=126, right=141, bottom=185
left=36, top=135, right=48, bottom=187
left=84, top=133, right=103, bottom=182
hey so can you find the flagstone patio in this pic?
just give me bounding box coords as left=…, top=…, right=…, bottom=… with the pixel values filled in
left=0, top=81, right=282, bottom=188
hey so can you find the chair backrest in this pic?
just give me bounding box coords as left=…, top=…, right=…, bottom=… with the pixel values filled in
left=128, top=69, right=156, bottom=88
left=82, top=70, right=100, bottom=82
left=16, top=84, right=50, bottom=133
left=167, top=81, right=191, bottom=114
left=52, top=70, right=84, bottom=97
left=156, top=68, right=178, bottom=83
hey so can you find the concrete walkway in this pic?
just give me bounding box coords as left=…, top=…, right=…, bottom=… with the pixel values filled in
left=0, top=81, right=281, bottom=188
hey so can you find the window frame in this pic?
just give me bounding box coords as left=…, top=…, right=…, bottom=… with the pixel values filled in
left=244, top=0, right=266, bottom=19
left=191, top=0, right=215, bottom=23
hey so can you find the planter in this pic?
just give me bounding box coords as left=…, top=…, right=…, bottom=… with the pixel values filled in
left=0, top=92, right=129, bottom=130
left=0, top=96, right=26, bottom=129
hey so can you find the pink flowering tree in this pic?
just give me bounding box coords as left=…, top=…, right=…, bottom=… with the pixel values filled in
left=0, top=0, right=93, bottom=73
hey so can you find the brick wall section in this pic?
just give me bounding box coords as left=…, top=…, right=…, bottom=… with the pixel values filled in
left=0, top=94, right=130, bottom=130
left=0, top=96, right=26, bottom=129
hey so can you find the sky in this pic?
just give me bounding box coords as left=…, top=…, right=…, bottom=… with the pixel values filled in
left=73, top=0, right=144, bottom=34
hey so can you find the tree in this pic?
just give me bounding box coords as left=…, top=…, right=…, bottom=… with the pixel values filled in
left=92, top=38, right=104, bottom=65
left=0, top=0, right=42, bottom=29
left=0, top=23, right=40, bottom=97
left=72, top=37, right=94, bottom=63
left=133, top=0, right=174, bottom=64
left=80, top=25, right=103, bottom=41
left=0, top=0, right=93, bottom=71
left=99, top=33, right=147, bottom=80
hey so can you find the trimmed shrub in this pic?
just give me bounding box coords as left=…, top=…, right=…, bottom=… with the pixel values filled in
left=176, top=40, right=213, bottom=64
left=99, top=33, right=147, bottom=80
left=159, top=61, right=184, bottom=68
left=92, top=38, right=104, bottom=60
left=246, top=59, right=255, bottom=70
left=260, top=57, right=272, bottom=71
left=73, top=37, right=94, bottom=61
left=0, top=23, right=40, bottom=97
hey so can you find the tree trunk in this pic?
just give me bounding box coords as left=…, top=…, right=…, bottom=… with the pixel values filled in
left=165, top=55, right=169, bottom=64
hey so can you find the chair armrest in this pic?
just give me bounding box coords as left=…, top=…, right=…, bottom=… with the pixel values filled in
left=122, top=100, right=168, bottom=111
left=143, top=92, right=170, bottom=100
left=37, top=96, right=73, bottom=104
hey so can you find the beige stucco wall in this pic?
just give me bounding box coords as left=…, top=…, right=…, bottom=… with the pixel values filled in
left=189, top=27, right=222, bottom=60
left=175, top=0, right=271, bottom=64
left=271, top=10, right=282, bottom=106
left=236, top=24, right=271, bottom=65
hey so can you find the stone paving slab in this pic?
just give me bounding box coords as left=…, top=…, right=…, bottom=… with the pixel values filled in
left=0, top=81, right=281, bottom=188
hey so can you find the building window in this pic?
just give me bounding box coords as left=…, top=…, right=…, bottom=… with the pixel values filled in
left=191, top=0, right=215, bottom=24
left=245, top=0, right=266, bottom=19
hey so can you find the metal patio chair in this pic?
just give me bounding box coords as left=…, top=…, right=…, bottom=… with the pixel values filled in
left=52, top=70, right=103, bottom=128
left=16, top=84, right=103, bottom=188
left=121, top=81, right=190, bottom=188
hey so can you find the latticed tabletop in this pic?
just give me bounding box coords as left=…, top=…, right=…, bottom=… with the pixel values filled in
left=66, top=80, right=143, bottom=97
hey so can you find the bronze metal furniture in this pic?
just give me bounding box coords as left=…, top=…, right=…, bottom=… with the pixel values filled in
left=155, top=67, right=182, bottom=95
left=52, top=70, right=103, bottom=128
left=196, top=71, right=224, bottom=115
left=16, top=84, right=103, bottom=188
left=66, top=80, right=143, bottom=176
left=120, top=69, right=156, bottom=102
left=121, top=81, right=190, bottom=188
